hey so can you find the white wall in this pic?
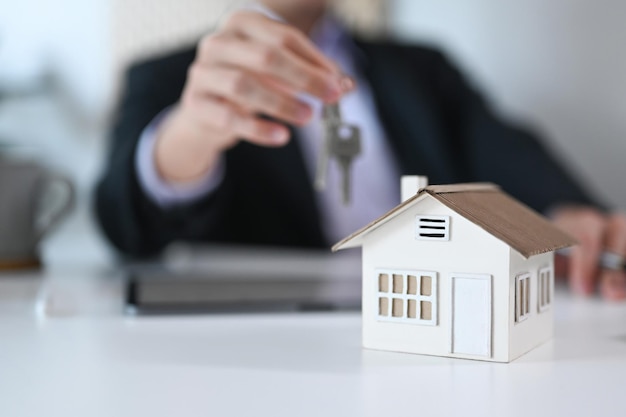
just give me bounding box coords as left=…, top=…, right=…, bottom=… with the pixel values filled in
left=0, top=0, right=112, bottom=117
left=390, top=0, right=626, bottom=208
left=362, top=195, right=511, bottom=362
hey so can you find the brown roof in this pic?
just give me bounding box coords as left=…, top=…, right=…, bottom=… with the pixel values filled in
left=332, top=183, right=576, bottom=258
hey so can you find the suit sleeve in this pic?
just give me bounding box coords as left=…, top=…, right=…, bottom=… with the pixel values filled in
left=94, top=57, right=233, bottom=257
left=423, top=49, right=602, bottom=213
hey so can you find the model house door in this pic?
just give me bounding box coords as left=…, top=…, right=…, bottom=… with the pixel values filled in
left=450, top=274, right=492, bottom=357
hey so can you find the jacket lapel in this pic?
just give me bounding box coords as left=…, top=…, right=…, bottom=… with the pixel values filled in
left=354, top=40, right=459, bottom=184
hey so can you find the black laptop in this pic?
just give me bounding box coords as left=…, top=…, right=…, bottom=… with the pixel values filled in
left=125, top=245, right=362, bottom=314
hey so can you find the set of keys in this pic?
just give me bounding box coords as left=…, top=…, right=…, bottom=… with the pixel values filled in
left=314, top=102, right=362, bottom=205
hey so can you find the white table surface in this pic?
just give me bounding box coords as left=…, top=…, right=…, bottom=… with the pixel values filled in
left=2, top=262, right=626, bottom=417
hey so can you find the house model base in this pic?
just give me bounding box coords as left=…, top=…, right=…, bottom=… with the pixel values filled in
left=333, top=176, right=575, bottom=363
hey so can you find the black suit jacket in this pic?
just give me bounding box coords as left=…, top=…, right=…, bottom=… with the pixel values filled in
left=95, top=39, right=597, bottom=257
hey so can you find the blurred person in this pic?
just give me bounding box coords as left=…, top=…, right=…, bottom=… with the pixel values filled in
left=96, top=0, right=626, bottom=300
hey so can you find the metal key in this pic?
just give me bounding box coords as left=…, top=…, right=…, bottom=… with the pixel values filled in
left=329, top=121, right=361, bottom=205
left=314, top=103, right=342, bottom=191
left=315, top=102, right=361, bottom=204
left=315, top=103, right=361, bottom=205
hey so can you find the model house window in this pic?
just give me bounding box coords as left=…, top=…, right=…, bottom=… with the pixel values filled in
left=538, top=267, right=551, bottom=312
left=515, top=273, right=531, bottom=323
left=376, top=270, right=437, bottom=325
left=415, top=215, right=450, bottom=241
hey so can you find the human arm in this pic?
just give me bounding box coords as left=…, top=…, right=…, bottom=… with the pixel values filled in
left=95, top=11, right=353, bottom=256
left=154, top=11, right=352, bottom=184
left=135, top=108, right=226, bottom=207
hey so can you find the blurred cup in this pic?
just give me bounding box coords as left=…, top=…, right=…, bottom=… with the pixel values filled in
left=0, top=155, right=74, bottom=270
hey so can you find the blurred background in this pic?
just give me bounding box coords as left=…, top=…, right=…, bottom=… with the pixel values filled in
left=1, top=0, right=625, bottom=264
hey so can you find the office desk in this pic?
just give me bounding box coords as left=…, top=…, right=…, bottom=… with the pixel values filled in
left=1, top=265, right=626, bottom=417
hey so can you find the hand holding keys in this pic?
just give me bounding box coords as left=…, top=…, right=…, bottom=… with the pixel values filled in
left=314, top=102, right=362, bottom=205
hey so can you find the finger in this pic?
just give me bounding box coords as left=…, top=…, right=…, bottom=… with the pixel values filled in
left=567, top=212, right=605, bottom=295
left=554, top=252, right=569, bottom=281
left=569, top=245, right=601, bottom=295
left=224, top=11, right=339, bottom=73
left=603, top=213, right=626, bottom=255
left=231, top=114, right=291, bottom=147
left=599, top=214, right=626, bottom=301
left=600, top=273, right=626, bottom=301
left=183, top=94, right=290, bottom=147
left=182, top=91, right=237, bottom=133
left=187, top=64, right=313, bottom=126
left=239, top=15, right=357, bottom=95
left=198, top=35, right=342, bottom=102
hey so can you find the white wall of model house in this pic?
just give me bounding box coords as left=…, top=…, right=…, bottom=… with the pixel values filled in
left=359, top=193, right=556, bottom=362
left=509, top=249, right=554, bottom=360
left=361, top=195, right=511, bottom=362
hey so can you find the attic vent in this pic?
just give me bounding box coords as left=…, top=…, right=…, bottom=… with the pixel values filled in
left=415, top=215, right=450, bottom=241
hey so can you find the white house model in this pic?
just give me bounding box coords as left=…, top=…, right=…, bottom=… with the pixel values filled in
left=333, top=177, right=576, bottom=362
